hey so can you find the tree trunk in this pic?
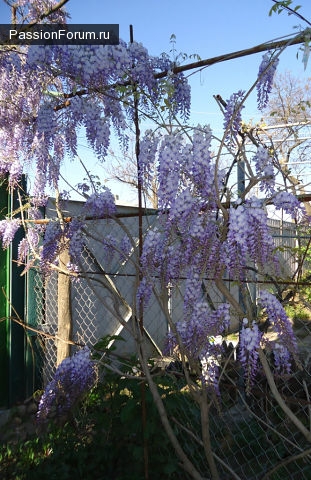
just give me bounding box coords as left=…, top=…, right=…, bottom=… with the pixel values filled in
left=57, top=247, right=72, bottom=365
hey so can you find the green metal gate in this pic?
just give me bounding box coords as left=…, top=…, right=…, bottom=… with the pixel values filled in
left=0, top=177, right=39, bottom=408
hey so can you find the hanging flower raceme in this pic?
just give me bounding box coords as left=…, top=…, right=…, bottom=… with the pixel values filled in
left=225, top=198, right=278, bottom=279
left=166, top=303, right=230, bottom=392
left=258, top=290, right=298, bottom=371
left=37, top=347, right=97, bottom=423
left=253, top=146, right=275, bottom=194
left=40, top=220, right=63, bottom=273
left=157, top=134, right=185, bottom=209
left=67, top=218, right=85, bottom=268
left=138, top=129, right=160, bottom=189
left=0, top=219, right=21, bottom=249
left=0, top=30, right=192, bottom=212
left=256, top=52, right=279, bottom=110
left=223, top=90, right=245, bottom=142
left=272, top=191, right=305, bottom=219
left=239, top=318, right=263, bottom=392
left=83, top=188, right=116, bottom=218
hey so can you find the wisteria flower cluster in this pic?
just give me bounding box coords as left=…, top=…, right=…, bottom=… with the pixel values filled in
left=223, top=90, right=245, bottom=141
left=84, top=188, right=116, bottom=218
left=0, top=219, right=21, bottom=249
left=272, top=191, right=305, bottom=218
left=256, top=52, right=279, bottom=110
left=37, top=347, right=97, bottom=423
left=238, top=289, right=298, bottom=390
left=0, top=21, right=192, bottom=206
left=258, top=289, right=298, bottom=370
left=225, top=198, right=278, bottom=279
left=166, top=303, right=230, bottom=391
left=253, top=146, right=275, bottom=194
left=137, top=126, right=226, bottom=306
left=239, top=319, right=263, bottom=391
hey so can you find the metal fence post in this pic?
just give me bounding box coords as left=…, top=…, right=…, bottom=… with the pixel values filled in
left=0, top=178, right=10, bottom=407
left=0, top=176, right=28, bottom=407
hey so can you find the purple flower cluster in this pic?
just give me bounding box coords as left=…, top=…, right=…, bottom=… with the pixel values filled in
left=40, top=221, right=63, bottom=273
left=138, top=130, right=160, bottom=188
left=166, top=303, right=230, bottom=390
left=225, top=198, right=278, bottom=278
left=272, top=342, right=292, bottom=374
left=17, top=225, right=40, bottom=265
left=256, top=52, right=279, bottom=110
left=239, top=319, right=263, bottom=391
left=102, top=233, right=117, bottom=265
left=0, top=27, right=192, bottom=209
left=272, top=191, right=305, bottom=219
left=136, top=276, right=153, bottom=310
left=0, top=219, right=21, bottom=249
left=119, top=234, right=132, bottom=262
left=253, top=146, right=275, bottom=194
left=67, top=219, right=84, bottom=267
left=13, top=0, right=67, bottom=24
left=37, top=347, right=97, bottom=423
left=157, top=135, right=185, bottom=208
left=259, top=290, right=298, bottom=370
left=84, top=188, right=116, bottom=218
left=140, top=228, right=165, bottom=273
left=163, top=71, right=191, bottom=120
left=223, top=90, right=245, bottom=142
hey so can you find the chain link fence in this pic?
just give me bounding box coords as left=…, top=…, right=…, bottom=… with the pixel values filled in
left=24, top=203, right=311, bottom=479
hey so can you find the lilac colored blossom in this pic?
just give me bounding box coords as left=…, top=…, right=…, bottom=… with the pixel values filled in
left=259, top=290, right=298, bottom=367
left=17, top=238, right=29, bottom=264
left=239, top=319, right=263, bottom=390
left=102, top=233, right=117, bottom=265
left=225, top=198, right=278, bottom=278
left=157, top=135, right=185, bottom=208
left=256, top=52, right=279, bottom=110
left=183, top=214, right=224, bottom=280
left=40, top=221, right=63, bottom=273
left=164, top=71, right=191, bottom=120
left=0, top=219, right=21, bottom=249
left=138, top=130, right=160, bottom=188
left=9, top=160, right=23, bottom=187
left=66, top=262, right=79, bottom=274
left=136, top=277, right=153, bottom=310
left=66, top=262, right=80, bottom=282
left=13, top=0, right=68, bottom=24
left=183, top=271, right=202, bottom=316
left=37, top=347, right=97, bottom=423
left=0, top=34, right=192, bottom=209
left=272, top=191, right=305, bottom=219
left=253, top=146, right=275, bottom=194
left=189, top=126, right=217, bottom=204
left=17, top=226, right=40, bottom=264
left=169, top=188, right=200, bottom=234
left=128, top=42, right=156, bottom=95
left=200, top=336, right=224, bottom=393
left=223, top=91, right=245, bottom=141
left=140, top=228, right=165, bottom=273
left=119, top=234, right=132, bottom=262
left=166, top=303, right=230, bottom=390
left=84, top=188, right=116, bottom=218
left=272, top=342, right=292, bottom=374
left=67, top=219, right=84, bottom=266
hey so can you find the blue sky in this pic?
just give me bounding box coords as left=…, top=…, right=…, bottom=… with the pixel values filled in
left=64, top=0, right=311, bottom=128
left=1, top=0, right=311, bottom=202
left=1, top=0, right=311, bottom=126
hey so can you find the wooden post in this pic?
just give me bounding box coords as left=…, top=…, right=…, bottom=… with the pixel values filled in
left=57, top=246, right=72, bottom=365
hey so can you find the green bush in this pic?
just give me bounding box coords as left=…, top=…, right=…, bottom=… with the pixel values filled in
left=0, top=370, right=191, bottom=480
left=284, top=302, right=311, bottom=328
